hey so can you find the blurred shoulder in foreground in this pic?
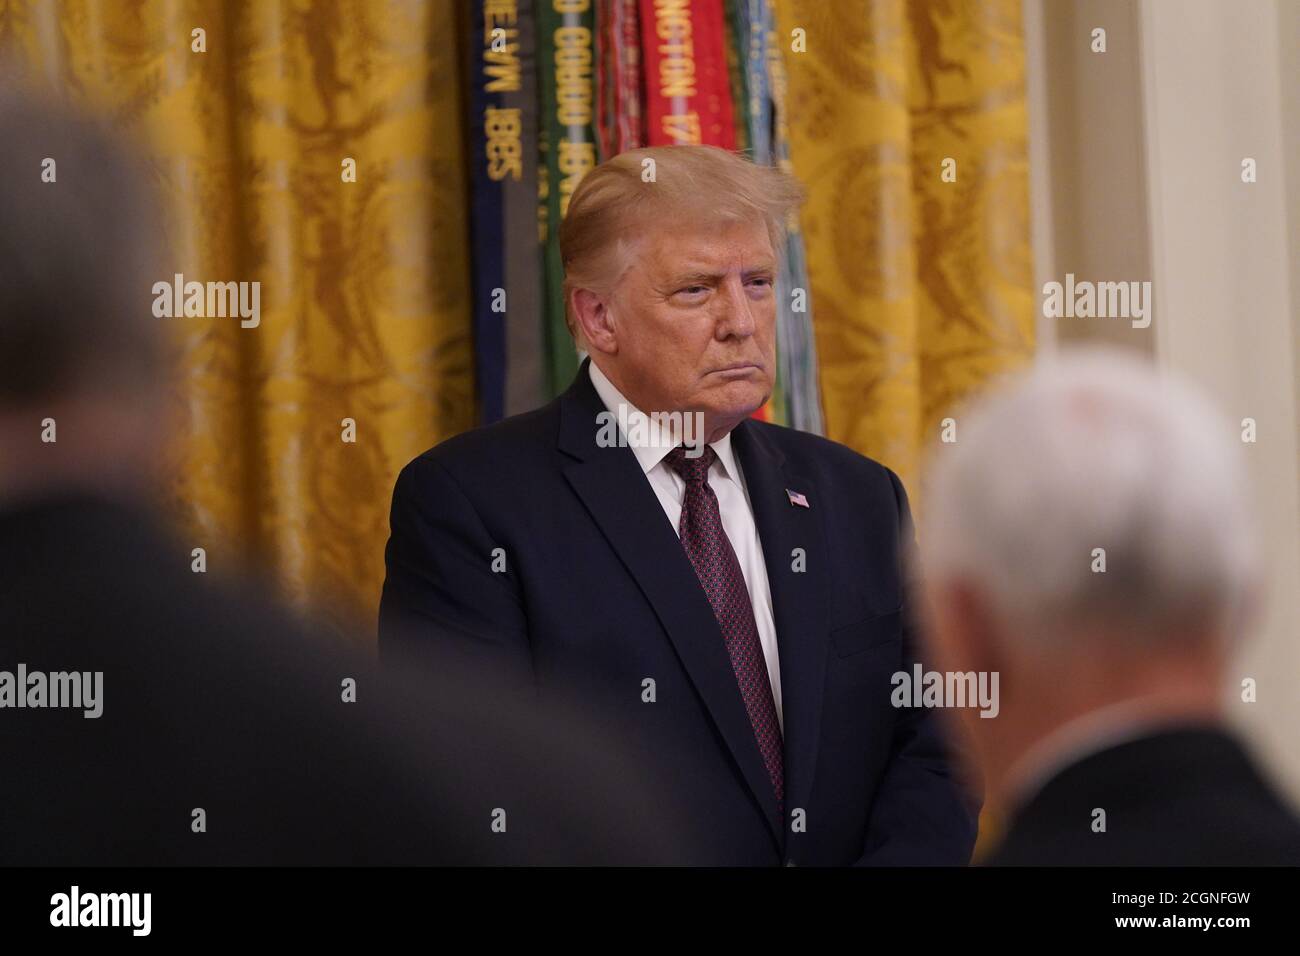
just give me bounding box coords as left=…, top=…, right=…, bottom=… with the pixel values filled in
left=0, top=492, right=691, bottom=865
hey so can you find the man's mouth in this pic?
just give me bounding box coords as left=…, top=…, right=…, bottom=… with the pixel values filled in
left=711, top=363, right=762, bottom=376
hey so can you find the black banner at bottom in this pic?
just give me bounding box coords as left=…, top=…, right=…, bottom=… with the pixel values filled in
left=0, top=865, right=1291, bottom=942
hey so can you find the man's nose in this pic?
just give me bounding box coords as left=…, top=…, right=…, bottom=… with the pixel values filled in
left=714, top=277, right=757, bottom=339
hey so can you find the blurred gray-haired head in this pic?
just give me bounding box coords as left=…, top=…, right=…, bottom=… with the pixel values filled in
left=0, top=76, right=166, bottom=407
left=923, top=348, right=1259, bottom=647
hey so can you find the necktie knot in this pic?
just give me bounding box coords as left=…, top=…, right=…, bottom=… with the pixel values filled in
left=664, top=445, right=716, bottom=483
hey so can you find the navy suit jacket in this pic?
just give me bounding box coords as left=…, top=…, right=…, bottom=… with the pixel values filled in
left=380, top=359, right=980, bottom=865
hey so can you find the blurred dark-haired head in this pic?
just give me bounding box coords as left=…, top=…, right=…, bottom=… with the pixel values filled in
left=0, top=74, right=172, bottom=502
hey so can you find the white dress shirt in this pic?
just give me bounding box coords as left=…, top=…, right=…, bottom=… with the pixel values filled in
left=588, top=360, right=784, bottom=730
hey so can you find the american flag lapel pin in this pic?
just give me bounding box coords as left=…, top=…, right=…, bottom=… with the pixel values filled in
left=786, top=488, right=810, bottom=509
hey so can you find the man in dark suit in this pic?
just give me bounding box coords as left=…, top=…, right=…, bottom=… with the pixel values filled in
left=0, top=86, right=686, bottom=866
left=920, top=349, right=1300, bottom=865
left=380, top=145, right=980, bottom=866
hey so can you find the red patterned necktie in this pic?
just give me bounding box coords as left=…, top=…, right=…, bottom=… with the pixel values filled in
left=664, top=445, right=784, bottom=813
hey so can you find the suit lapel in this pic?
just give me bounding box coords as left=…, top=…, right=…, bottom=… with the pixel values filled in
left=731, top=419, right=831, bottom=831
left=557, top=362, right=783, bottom=847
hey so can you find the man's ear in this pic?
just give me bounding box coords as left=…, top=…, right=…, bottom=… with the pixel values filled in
left=925, top=578, right=1004, bottom=679
left=571, top=287, right=618, bottom=355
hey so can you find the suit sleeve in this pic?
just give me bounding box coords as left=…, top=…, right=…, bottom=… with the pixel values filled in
left=378, top=454, right=532, bottom=685
left=855, top=466, right=983, bottom=865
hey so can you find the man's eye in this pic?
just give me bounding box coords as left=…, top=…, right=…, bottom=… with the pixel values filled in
left=677, top=286, right=708, bottom=296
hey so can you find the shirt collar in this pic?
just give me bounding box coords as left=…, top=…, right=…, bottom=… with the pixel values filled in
left=587, top=360, right=741, bottom=482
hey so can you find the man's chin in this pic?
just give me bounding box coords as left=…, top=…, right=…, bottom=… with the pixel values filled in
left=701, top=385, right=771, bottom=424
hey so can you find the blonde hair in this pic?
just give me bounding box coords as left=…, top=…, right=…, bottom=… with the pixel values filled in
left=558, top=145, right=804, bottom=339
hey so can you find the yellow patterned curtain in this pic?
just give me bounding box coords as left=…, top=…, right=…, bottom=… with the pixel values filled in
left=772, top=0, right=1034, bottom=499
left=772, top=0, right=1033, bottom=857
left=0, top=0, right=474, bottom=635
